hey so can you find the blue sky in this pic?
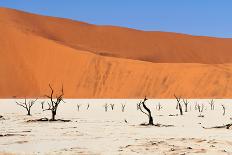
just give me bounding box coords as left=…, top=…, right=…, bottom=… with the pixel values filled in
left=0, top=0, right=232, bottom=38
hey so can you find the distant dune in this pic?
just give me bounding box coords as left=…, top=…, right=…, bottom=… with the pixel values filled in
left=1, top=7, right=232, bottom=98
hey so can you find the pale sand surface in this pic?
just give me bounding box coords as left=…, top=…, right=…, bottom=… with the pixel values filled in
left=0, top=99, right=232, bottom=155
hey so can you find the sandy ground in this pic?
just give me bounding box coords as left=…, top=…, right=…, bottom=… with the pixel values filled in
left=0, top=99, right=232, bottom=155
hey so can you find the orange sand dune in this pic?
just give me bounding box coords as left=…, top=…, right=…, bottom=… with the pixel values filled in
left=1, top=7, right=232, bottom=64
left=1, top=7, right=232, bottom=98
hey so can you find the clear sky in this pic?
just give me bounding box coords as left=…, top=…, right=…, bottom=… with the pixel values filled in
left=0, top=0, right=232, bottom=38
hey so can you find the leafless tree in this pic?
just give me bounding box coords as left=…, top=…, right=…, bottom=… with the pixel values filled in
left=138, top=97, right=154, bottom=125
left=41, top=101, right=45, bottom=109
left=183, top=99, right=189, bottom=112
left=174, top=94, right=183, bottom=115
left=104, top=103, right=108, bottom=112
left=137, top=103, right=140, bottom=110
left=16, top=98, right=37, bottom=115
left=221, top=104, right=226, bottom=116
left=209, top=99, right=215, bottom=110
left=176, top=100, right=179, bottom=109
left=194, top=102, right=198, bottom=110
left=110, top=104, right=115, bottom=110
left=197, top=104, right=204, bottom=117
left=86, top=104, right=90, bottom=110
left=77, top=104, right=81, bottom=111
left=157, top=102, right=162, bottom=111
left=197, top=104, right=204, bottom=113
left=43, top=84, right=64, bottom=121
left=121, top=104, right=126, bottom=112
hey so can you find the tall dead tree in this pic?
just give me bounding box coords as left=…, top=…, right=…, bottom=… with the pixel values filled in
left=43, top=84, right=64, bottom=121
left=183, top=99, right=189, bottom=112
left=121, top=104, right=126, bottom=112
left=16, top=99, right=37, bottom=115
left=209, top=99, right=215, bottom=110
left=174, top=94, right=183, bottom=115
left=138, top=97, right=154, bottom=125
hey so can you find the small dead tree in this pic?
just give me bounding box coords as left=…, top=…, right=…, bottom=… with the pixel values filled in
left=104, top=103, right=108, bottom=112
left=43, top=84, right=64, bottom=121
left=41, top=101, right=45, bottom=109
left=176, top=100, right=179, bottom=110
left=197, top=104, right=204, bottom=117
left=16, top=98, right=37, bottom=115
left=221, top=104, right=226, bottom=116
left=137, top=103, right=140, bottom=110
left=174, top=94, right=183, bottom=115
left=110, top=104, right=115, bottom=110
left=138, top=97, right=154, bottom=125
left=86, top=104, right=90, bottom=110
left=77, top=104, right=81, bottom=111
left=157, top=102, right=162, bottom=111
left=183, top=99, right=189, bottom=112
left=194, top=102, right=198, bottom=110
left=121, top=104, right=126, bottom=112
left=209, top=99, right=215, bottom=110
left=197, top=104, right=204, bottom=113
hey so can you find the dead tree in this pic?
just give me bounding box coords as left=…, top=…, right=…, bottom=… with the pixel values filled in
left=221, top=104, right=226, bottom=116
left=77, top=104, right=81, bottom=111
left=157, top=102, right=162, bottom=111
left=110, top=104, right=115, bottom=110
left=174, top=94, right=183, bottom=115
left=16, top=99, right=37, bottom=115
left=137, top=103, right=140, bottom=110
left=41, top=101, right=45, bottom=109
left=86, top=104, right=90, bottom=110
left=121, top=104, right=126, bottom=112
left=183, top=99, right=189, bottom=112
left=104, top=104, right=108, bottom=112
left=209, top=99, right=215, bottom=110
left=197, top=104, right=204, bottom=113
left=197, top=104, right=204, bottom=117
left=194, top=102, right=198, bottom=110
left=138, top=97, right=154, bottom=125
left=176, top=100, right=179, bottom=109
left=43, top=84, right=64, bottom=121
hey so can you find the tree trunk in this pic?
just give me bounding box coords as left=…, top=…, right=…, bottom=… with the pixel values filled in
left=179, top=103, right=183, bottom=115
left=185, top=104, right=188, bottom=112
left=27, top=110, right=31, bottom=116
left=148, top=115, right=154, bottom=125
left=51, top=110, right=56, bottom=121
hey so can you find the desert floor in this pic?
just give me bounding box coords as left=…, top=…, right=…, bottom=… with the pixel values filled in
left=0, top=99, right=232, bottom=155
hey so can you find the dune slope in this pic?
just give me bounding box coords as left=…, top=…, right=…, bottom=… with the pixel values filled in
left=1, top=7, right=232, bottom=64
left=1, top=8, right=232, bottom=98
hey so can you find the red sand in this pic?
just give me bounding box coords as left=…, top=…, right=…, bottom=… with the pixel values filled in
left=1, top=7, right=232, bottom=98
